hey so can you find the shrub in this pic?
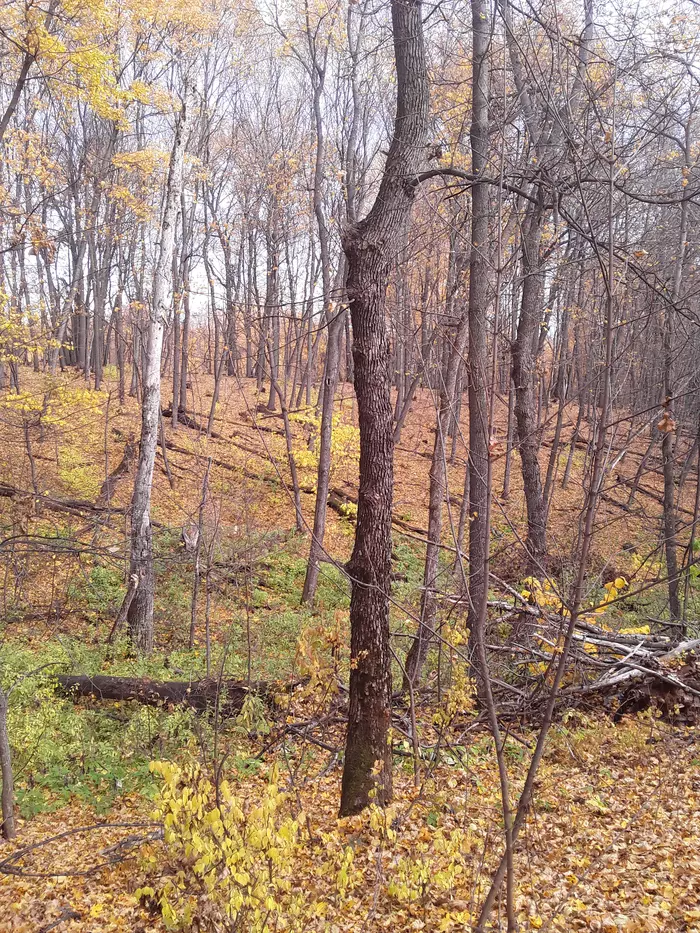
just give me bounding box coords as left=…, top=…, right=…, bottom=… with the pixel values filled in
left=138, top=763, right=479, bottom=932
left=139, top=761, right=303, bottom=931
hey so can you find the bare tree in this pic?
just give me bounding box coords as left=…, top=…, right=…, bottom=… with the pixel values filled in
left=126, top=92, right=189, bottom=654
left=340, top=0, right=430, bottom=816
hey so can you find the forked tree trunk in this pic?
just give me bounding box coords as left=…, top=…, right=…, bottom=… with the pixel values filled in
left=339, top=0, right=429, bottom=817
left=127, top=96, right=189, bottom=654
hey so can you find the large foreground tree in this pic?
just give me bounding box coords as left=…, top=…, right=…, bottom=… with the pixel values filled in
left=339, top=0, right=430, bottom=816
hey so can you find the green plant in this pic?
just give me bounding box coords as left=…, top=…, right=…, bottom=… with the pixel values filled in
left=1, top=642, right=202, bottom=818
left=67, top=563, right=125, bottom=617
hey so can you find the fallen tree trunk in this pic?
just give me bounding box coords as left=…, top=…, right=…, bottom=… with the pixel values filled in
left=162, top=406, right=223, bottom=439
left=326, top=485, right=428, bottom=536
left=0, top=482, right=126, bottom=518
left=56, top=674, right=275, bottom=717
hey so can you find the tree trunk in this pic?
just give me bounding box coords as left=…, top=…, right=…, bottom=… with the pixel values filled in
left=467, top=0, right=491, bottom=649
left=172, top=260, right=180, bottom=429
left=661, top=127, right=689, bottom=620
left=0, top=687, right=15, bottom=841
left=265, top=217, right=280, bottom=411
left=403, top=306, right=468, bottom=687
left=302, top=311, right=344, bottom=603
left=301, top=32, right=341, bottom=606
left=115, top=288, right=126, bottom=405
left=189, top=458, right=212, bottom=648
left=512, top=204, right=547, bottom=568
left=339, top=0, right=429, bottom=817
left=127, top=96, right=189, bottom=654
left=179, top=191, right=192, bottom=414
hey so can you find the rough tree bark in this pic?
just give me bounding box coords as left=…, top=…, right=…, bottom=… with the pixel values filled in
left=467, top=0, right=491, bottom=646
left=339, top=0, right=429, bottom=816
left=661, top=120, right=690, bottom=620
left=0, top=687, right=15, bottom=841
left=126, top=94, right=189, bottom=654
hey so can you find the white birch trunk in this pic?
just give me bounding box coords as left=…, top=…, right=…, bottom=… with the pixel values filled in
left=127, top=95, right=189, bottom=653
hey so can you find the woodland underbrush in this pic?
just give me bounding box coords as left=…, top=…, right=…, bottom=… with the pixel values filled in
left=1, top=533, right=699, bottom=933
left=1, top=372, right=698, bottom=932
left=2, top=682, right=699, bottom=933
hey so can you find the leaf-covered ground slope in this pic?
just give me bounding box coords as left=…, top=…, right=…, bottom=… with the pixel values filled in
left=2, top=716, right=699, bottom=932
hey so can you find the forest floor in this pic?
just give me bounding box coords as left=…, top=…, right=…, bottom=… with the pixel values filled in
left=0, top=366, right=699, bottom=932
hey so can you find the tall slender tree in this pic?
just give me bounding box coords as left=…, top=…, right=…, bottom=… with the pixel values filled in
left=126, top=92, right=189, bottom=654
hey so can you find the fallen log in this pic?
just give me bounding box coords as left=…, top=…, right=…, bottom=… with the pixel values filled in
left=0, top=482, right=126, bottom=518
left=326, top=485, right=428, bottom=536
left=56, top=674, right=274, bottom=717
left=162, top=406, right=222, bottom=439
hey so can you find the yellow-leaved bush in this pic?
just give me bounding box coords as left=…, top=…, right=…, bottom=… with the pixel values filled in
left=521, top=575, right=629, bottom=621
left=139, top=761, right=303, bottom=931
left=139, top=761, right=480, bottom=931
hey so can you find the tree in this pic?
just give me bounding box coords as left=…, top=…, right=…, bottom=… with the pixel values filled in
left=340, top=0, right=430, bottom=817
left=126, top=92, right=189, bottom=654
left=467, top=0, right=492, bottom=659
left=303, top=1, right=365, bottom=605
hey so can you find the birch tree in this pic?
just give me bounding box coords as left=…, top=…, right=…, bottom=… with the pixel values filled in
left=126, top=92, right=190, bottom=654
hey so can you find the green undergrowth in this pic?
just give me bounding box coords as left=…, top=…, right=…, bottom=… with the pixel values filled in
left=0, top=640, right=272, bottom=820
left=0, top=642, right=194, bottom=817
left=5, top=529, right=683, bottom=833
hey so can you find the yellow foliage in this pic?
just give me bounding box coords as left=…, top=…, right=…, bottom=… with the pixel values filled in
left=58, top=445, right=101, bottom=500
left=141, top=760, right=303, bottom=931
left=288, top=409, right=359, bottom=477
left=1, top=380, right=102, bottom=427
left=520, top=576, right=569, bottom=615
left=142, top=762, right=485, bottom=932
left=521, top=575, right=629, bottom=620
